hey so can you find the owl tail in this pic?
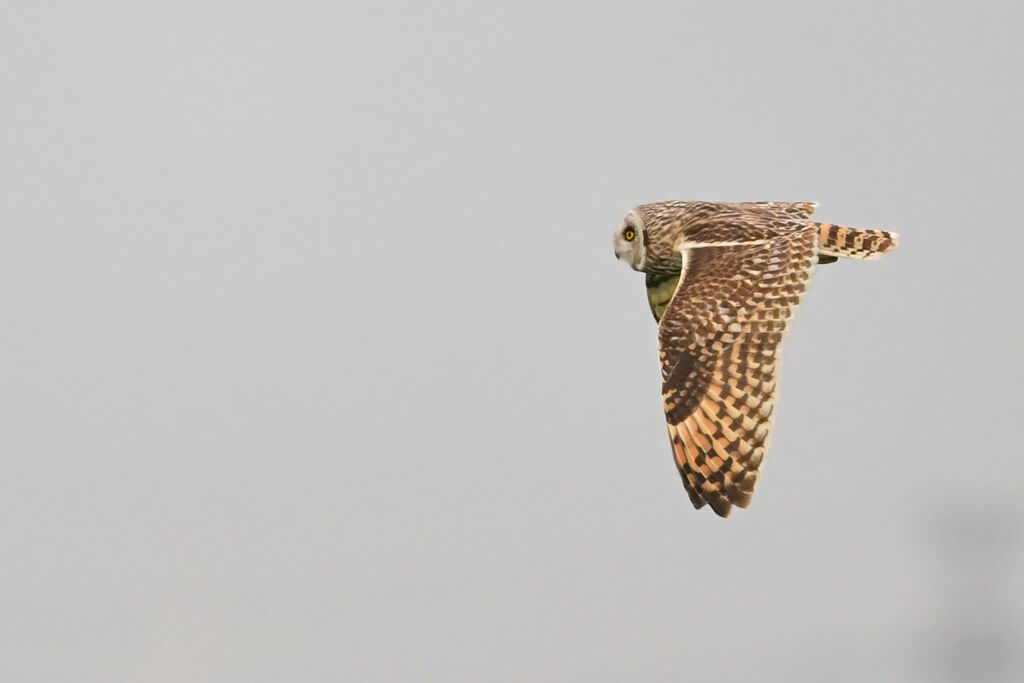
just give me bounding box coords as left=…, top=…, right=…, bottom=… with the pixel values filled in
left=815, top=223, right=899, bottom=262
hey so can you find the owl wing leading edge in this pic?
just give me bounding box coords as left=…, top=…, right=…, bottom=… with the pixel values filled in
left=657, top=225, right=818, bottom=517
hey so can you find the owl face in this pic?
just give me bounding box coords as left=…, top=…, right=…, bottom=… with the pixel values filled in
left=614, top=210, right=646, bottom=271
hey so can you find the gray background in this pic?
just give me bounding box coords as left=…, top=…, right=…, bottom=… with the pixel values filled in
left=2, top=1, right=1022, bottom=681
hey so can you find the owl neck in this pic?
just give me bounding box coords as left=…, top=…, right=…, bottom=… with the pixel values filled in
left=644, top=225, right=687, bottom=275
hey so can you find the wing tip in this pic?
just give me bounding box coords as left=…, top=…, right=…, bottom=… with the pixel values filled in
left=708, top=495, right=733, bottom=517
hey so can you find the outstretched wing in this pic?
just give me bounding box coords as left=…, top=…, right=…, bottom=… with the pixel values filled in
left=658, top=226, right=818, bottom=517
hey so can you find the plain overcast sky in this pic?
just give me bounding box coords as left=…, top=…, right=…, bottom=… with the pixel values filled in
left=2, top=1, right=1022, bottom=681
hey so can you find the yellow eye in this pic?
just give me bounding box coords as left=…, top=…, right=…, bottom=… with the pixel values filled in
left=624, top=228, right=636, bottom=242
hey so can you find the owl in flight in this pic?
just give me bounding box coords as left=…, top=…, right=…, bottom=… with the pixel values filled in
left=614, top=201, right=897, bottom=517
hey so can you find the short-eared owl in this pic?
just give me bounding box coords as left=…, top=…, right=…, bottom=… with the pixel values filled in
left=615, top=201, right=898, bottom=517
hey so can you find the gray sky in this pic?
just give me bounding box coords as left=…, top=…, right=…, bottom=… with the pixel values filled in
left=3, top=1, right=1022, bottom=681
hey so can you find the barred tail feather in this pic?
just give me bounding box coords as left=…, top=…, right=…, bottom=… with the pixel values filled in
left=816, top=223, right=899, bottom=260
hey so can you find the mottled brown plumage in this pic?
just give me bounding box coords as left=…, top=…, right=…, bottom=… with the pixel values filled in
left=614, top=201, right=898, bottom=517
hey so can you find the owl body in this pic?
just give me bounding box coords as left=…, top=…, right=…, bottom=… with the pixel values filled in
left=615, top=200, right=898, bottom=517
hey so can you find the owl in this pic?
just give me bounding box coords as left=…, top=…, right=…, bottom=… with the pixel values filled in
left=614, top=201, right=898, bottom=517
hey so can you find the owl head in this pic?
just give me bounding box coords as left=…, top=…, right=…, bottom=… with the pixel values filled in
left=613, top=209, right=647, bottom=271
left=615, top=201, right=710, bottom=275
